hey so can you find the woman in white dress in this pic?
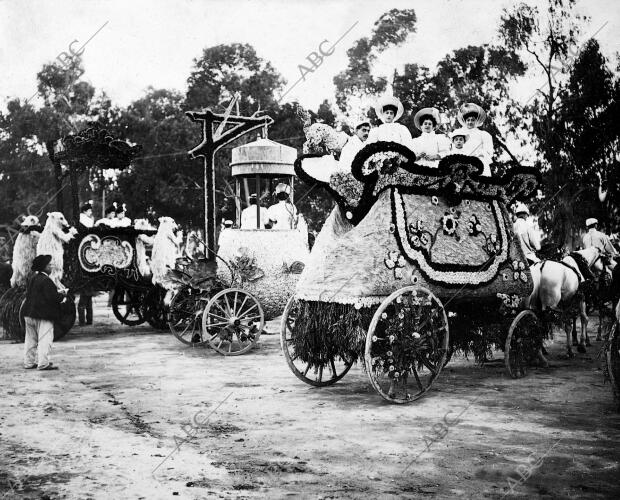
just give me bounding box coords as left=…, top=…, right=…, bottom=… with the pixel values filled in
left=410, top=107, right=450, bottom=168
left=366, top=95, right=412, bottom=147
left=456, top=103, right=493, bottom=176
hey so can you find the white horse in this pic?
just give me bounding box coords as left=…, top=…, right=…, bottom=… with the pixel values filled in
left=529, top=247, right=606, bottom=358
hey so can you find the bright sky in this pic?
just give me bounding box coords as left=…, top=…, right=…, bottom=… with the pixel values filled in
left=1, top=0, right=619, bottom=113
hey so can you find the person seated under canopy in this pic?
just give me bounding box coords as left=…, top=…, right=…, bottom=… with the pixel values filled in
left=268, top=183, right=298, bottom=230
left=95, top=204, right=117, bottom=227
left=240, top=194, right=270, bottom=229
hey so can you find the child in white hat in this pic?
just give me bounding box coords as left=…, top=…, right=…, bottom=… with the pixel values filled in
left=449, top=129, right=469, bottom=152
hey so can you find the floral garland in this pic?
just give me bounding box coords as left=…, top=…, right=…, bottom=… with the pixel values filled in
left=391, top=188, right=511, bottom=286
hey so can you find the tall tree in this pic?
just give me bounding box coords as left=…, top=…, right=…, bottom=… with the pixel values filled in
left=185, top=43, right=285, bottom=115
left=500, top=0, right=591, bottom=246
left=0, top=57, right=106, bottom=224
left=333, top=9, right=418, bottom=113
left=113, top=88, right=203, bottom=226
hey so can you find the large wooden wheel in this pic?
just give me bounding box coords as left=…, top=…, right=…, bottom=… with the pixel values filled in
left=606, top=322, right=620, bottom=405
left=168, top=288, right=208, bottom=345
left=112, top=286, right=146, bottom=326
left=202, top=288, right=263, bottom=356
left=280, top=296, right=353, bottom=387
left=365, top=286, right=449, bottom=404
left=505, top=310, right=542, bottom=379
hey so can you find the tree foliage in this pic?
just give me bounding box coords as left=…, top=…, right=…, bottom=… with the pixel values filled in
left=334, top=9, right=417, bottom=112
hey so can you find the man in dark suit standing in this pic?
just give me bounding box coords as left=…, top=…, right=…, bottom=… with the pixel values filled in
left=23, top=255, right=66, bottom=371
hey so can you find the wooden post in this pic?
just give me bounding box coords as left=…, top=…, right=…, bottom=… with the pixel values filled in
left=69, top=165, right=80, bottom=226
left=186, top=110, right=273, bottom=261
left=235, top=178, right=241, bottom=228
left=255, top=174, right=260, bottom=229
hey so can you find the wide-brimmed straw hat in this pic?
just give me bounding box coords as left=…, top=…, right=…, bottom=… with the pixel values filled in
left=457, top=103, right=487, bottom=127
left=413, top=107, right=441, bottom=131
left=375, top=95, right=404, bottom=122
left=32, top=254, right=52, bottom=272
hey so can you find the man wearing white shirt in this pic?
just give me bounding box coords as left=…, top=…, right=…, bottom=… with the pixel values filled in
left=583, top=218, right=618, bottom=257
left=240, top=194, right=270, bottom=229
left=513, top=203, right=541, bottom=264
left=339, top=119, right=370, bottom=171
left=268, top=183, right=298, bottom=230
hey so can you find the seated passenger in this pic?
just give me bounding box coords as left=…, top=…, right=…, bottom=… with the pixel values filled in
left=367, top=95, right=412, bottom=147
left=95, top=204, right=117, bottom=227
left=456, top=103, right=493, bottom=176
left=268, top=183, right=298, bottom=230
left=240, top=194, right=270, bottom=229
left=449, top=129, right=469, bottom=152
left=338, top=118, right=371, bottom=171
left=115, top=202, right=132, bottom=227
left=410, top=108, right=450, bottom=168
left=79, top=200, right=94, bottom=228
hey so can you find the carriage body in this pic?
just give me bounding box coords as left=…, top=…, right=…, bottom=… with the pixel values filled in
left=63, top=225, right=168, bottom=330
left=281, top=142, right=544, bottom=402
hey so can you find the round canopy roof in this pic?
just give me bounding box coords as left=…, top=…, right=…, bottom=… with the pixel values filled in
left=230, top=138, right=297, bottom=177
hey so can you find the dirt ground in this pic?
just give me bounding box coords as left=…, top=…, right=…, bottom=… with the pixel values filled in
left=1, top=296, right=619, bottom=500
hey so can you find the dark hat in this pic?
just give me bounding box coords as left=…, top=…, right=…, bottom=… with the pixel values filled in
left=32, top=254, right=52, bottom=272
left=80, top=201, right=93, bottom=212
left=104, top=205, right=116, bottom=215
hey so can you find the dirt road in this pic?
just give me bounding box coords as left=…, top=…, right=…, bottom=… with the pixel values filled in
left=1, top=298, right=619, bottom=499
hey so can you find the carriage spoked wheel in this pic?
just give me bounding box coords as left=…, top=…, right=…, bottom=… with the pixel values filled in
left=112, top=286, right=146, bottom=326
left=202, top=288, right=264, bottom=356
left=280, top=296, right=353, bottom=387
left=168, top=289, right=208, bottom=345
left=505, top=310, right=543, bottom=379
left=365, top=286, right=449, bottom=404
left=605, top=322, right=620, bottom=403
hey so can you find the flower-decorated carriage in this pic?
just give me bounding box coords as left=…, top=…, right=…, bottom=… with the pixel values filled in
left=166, top=126, right=309, bottom=355
left=280, top=142, right=544, bottom=403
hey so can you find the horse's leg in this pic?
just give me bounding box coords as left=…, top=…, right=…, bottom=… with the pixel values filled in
left=596, top=306, right=602, bottom=341
left=564, top=320, right=574, bottom=358
left=577, top=299, right=588, bottom=353
left=572, top=317, right=578, bottom=346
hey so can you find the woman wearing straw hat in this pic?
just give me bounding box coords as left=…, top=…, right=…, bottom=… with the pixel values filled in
left=456, top=103, right=493, bottom=176
left=410, top=107, right=450, bottom=168
left=367, top=95, right=412, bottom=147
